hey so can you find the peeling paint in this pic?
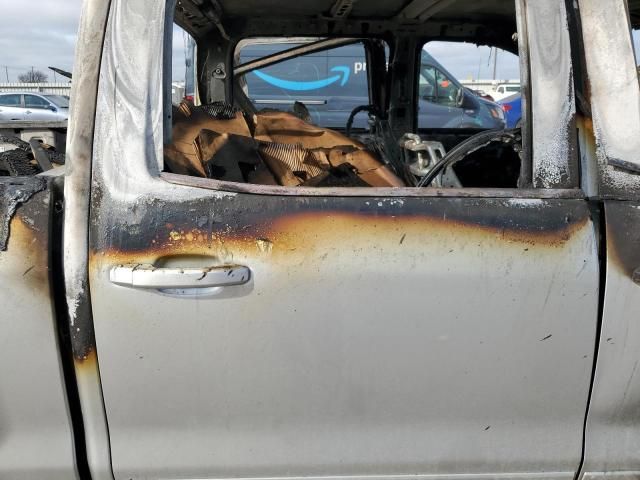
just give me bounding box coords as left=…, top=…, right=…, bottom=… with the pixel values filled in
left=0, top=177, right=46, bottom=251
left=256, top=238, right=274, bottom=253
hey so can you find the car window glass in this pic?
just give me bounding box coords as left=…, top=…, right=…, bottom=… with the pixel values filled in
left=0, top=94, right=21, bottom=107
left=419, top=65, right=461, bottom=107
left=172, top=23, right=197, bottom=105
left=44, top=95, right=70, bottom=108
left=419, top=65, right=437, bottom=101
left=418, top=42, right=521, bottom=131
left=24, top=95, right=51, bottom=109
left=436, top=68, right=461, bottom=107
left=237, top=41, right=370, bottom=129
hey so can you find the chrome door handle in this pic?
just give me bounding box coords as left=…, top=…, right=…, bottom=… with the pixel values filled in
left=110, top=264, right=251, bottom=289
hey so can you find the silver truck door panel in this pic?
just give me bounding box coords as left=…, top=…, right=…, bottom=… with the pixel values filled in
left=0, top=177, right=77, bottom=479
left=582, top=202, right=640, bottom=479
left=88, top=187, right=599, bottom=480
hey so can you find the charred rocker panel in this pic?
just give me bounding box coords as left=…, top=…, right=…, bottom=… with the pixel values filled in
left=0, top=177, right=47, bottom=251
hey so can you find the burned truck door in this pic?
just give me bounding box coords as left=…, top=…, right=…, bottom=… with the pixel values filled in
left=70, top=1, right=602, bottom=479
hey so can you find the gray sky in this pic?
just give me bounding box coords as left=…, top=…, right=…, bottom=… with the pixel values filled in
left=0, top=0, right=186, bottom=83
left=0, top=0, right=82, bottom=82
left=1, top=1, right=638, bottom=84
left=426, top=42, right=520, bottom=81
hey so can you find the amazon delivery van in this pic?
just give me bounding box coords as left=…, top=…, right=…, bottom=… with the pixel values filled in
left=238, top=41, right=505, bottom=131
left=239, top=42, right=370, bottom=129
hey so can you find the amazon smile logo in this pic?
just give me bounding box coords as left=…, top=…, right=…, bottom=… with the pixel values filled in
left=252, top=66, right=351, bottom=91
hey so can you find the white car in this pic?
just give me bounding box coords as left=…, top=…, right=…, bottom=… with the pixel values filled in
left=0, top=92, right=69, bottom=122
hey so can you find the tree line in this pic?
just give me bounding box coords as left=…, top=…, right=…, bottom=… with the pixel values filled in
left=17, top=70, right=49, bottom=83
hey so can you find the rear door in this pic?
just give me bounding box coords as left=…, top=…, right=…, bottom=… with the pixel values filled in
left=83, top=2, right=600, bottom=479
left=0, top=93, right=25, bottom=121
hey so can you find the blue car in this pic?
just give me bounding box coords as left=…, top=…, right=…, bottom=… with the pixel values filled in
left=498, top=93, right=522, bottom=128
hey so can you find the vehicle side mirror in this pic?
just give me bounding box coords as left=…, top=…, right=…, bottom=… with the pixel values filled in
left=49, top=105, right=57, bottom=112
left=458, top=90, right=477, bottom=110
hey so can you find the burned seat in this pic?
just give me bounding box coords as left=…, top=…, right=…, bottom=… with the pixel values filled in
left=164, top=101, right=405, bottom=188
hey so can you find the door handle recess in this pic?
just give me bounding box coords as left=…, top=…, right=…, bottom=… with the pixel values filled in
left=110, top=264, right=251, bottom=289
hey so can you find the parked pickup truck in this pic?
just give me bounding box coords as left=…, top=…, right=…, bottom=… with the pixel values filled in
left=491, top=83, right=522, bottom=101
left=1, top=0, right=640, bottom=479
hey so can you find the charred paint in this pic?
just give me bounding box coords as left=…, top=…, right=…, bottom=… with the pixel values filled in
left=0, top=177, right=47, bottom=251
left=91, top=194, right=591, bottom=258
left=606, top=201, right=640, bottom=279
left=0, top=179, right=54, bottom=296
left=8, top=203, right=51, bottom=293
left=82, top=187, right=595, bottom=365
left=0, top=176, right=100, bottom=365
left=74, top=349, right=99, bottom=371
left=70, top=293, right=98, bottom=363
left=580, top=112, right=640, bottom=200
